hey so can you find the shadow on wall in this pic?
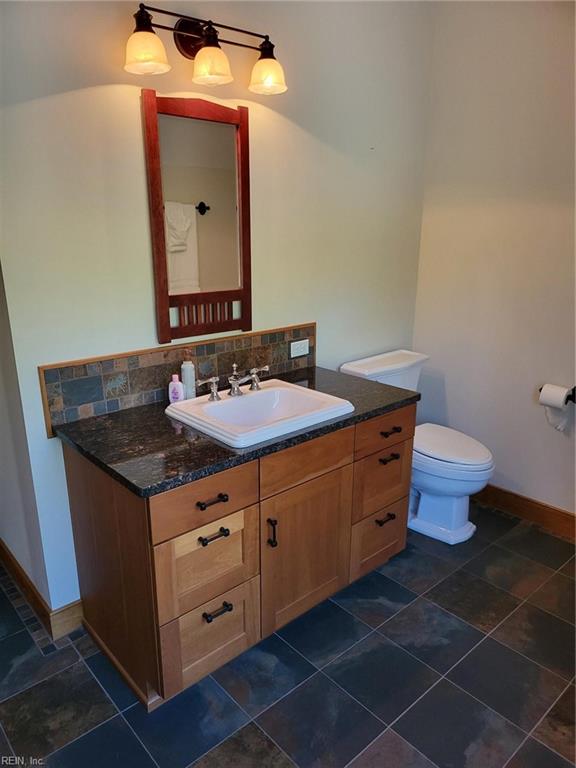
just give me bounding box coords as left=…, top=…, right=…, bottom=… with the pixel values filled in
left=416, top=367, right=448, bottom=426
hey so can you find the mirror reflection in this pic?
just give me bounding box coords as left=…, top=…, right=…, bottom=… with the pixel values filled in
left=158, top=115, right=240, bottom=295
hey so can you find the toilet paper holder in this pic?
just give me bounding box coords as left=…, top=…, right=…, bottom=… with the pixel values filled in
left=538, top=385, right=575, bottom=404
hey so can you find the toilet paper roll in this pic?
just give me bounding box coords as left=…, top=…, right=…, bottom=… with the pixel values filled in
left=539, top=384, right=571, bottom=409
left=539, top=384, right=571, bottom=432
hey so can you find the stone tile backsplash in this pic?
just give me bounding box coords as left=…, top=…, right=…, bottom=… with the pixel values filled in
left=41, top=324, right=316, bottom=435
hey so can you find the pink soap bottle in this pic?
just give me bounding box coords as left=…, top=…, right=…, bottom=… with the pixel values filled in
left=168, top=374, right=185, bottom=403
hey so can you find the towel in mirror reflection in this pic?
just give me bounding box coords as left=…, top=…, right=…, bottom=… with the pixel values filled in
left=164, top=201, right=200, bottom=294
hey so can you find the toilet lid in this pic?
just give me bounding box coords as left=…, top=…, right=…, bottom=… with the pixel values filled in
left=414, top=424, right=493, bottom=466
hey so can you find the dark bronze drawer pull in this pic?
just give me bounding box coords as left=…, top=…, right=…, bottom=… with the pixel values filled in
left=267, top=518, right=278, bottom=548
left=375, top=512, right=397, bottom=527
left=380, top=426, right=402, bottom=438
left=202, top=601, right=233, bottom=623
left=198, top=526, right=230, bottom=547
left=196, top=492, right=229, bottom=511
left=379, top=452, right=401, bottom=465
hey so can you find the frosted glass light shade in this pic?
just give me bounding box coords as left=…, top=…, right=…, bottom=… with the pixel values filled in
left=192, top=46, right=233, bottom=86
left=124, top=31, right=171, bottom=74
left=248, top=57, right=287, bottom=95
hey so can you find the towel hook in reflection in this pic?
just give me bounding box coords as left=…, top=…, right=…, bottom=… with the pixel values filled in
left=195, top=201, right=210, bottom=216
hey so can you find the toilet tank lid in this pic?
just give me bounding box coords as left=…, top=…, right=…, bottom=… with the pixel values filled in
left=340, top=350, right=429, bottom=380
left=414, top=424, right=493, bottom=466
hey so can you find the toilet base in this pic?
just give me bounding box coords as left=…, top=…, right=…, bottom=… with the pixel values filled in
left=408, top=490, right=477, bottom=545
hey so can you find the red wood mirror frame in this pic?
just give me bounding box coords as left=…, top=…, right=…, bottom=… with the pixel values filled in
left=142, top=89, right=252, bottom=343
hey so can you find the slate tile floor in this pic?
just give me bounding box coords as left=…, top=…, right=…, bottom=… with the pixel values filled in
left=0, top=503, right=574, bottom=767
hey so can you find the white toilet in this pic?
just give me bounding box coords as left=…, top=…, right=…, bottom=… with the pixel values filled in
left=340, top=350, right=494, bottom=544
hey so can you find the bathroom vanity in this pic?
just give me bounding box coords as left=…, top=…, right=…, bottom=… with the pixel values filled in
left=56, top=367, right=418, bottom=710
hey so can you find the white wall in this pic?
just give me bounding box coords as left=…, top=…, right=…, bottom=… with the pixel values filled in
left=0, top=266, right=50, bottom=601
left=414, top=2, right=575, bottom=511
left=0, top=2, right=432, bottom=607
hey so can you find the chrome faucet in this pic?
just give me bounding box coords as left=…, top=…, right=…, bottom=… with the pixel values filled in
left=228, top=363, right=251, bottom=397
left=197, top=376, right=221, bottom=401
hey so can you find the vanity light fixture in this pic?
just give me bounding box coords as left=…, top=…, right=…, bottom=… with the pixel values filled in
left=124, top=4, right=287, bottom=95
left=248, top=39, right=287, bottom=95
left=124, top=5, right=171, bottom=74
left=191, top=22, right=233, bottom=86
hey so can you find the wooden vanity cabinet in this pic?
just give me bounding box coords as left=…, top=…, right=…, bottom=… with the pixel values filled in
left=63, top=403, right=416, bottom=710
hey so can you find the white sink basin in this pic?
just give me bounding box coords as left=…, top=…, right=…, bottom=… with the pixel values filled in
left=165, top=379, right=354, bottom=448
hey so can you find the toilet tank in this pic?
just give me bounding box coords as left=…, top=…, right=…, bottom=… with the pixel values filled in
left=340, top=350, right=429, bottom=390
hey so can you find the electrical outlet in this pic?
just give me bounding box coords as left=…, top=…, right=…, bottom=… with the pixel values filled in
left=290, top=339, right=310, bottom=358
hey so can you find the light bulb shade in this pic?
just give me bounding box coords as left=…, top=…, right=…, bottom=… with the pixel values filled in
left=124, top=31, right=171, bottom=74
left=249, top=57, right=287, bottom=95
left=192, top=45, right=233, bottom=86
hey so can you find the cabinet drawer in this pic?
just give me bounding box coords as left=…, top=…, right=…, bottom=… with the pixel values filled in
left=260, top=427, right=354, bottom=499
left=159, top=577, right=260, bottom=699
left=149, top=462, right=259, bottom=544
left=352, top=439, right=413, bottom=523
left=350, top=497, right=408, bottom=581
left=154, top=505, right=260, bottom=625
left=354, top=405, right=416, bottom=460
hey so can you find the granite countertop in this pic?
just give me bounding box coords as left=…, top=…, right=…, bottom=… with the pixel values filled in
left=55, top=367, right=420, bottom=498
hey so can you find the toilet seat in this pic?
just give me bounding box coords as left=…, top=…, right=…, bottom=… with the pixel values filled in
left=414, top=424, right=493, bottom=470
left=412, top=451, right=494, bottom=480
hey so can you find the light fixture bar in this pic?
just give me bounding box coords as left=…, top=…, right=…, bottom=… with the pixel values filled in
left=207, top=38, right=261, bottom=52
left=141, top=4, right=268, bottom=41
left=125, top=3, right=287, bottom=94
left=150, top=22, right=260, bottom=52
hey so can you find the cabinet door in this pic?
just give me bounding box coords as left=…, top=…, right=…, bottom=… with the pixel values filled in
left=260, top=465, right=353, bottom=635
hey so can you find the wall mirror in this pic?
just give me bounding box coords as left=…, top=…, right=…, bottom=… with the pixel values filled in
left=142, top=90, right=252, bottom=343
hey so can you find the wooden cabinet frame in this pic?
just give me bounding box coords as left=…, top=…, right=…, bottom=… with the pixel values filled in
left=141, top=90, right=252, bottom=342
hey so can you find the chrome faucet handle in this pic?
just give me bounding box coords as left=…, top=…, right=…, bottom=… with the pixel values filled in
left=197, top=376, right=221, bottom=401
left=249, top=365, right=270, bottom=391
